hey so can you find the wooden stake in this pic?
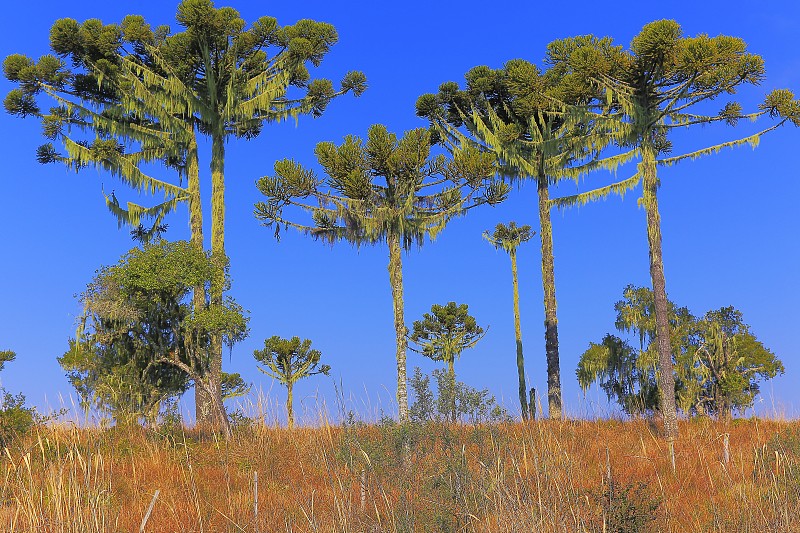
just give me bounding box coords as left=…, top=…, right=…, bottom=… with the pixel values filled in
left=139, top=489, right=160, bottom=533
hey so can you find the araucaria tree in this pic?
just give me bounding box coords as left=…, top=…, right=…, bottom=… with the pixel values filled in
left=255, top=124, right=507, bottom=421
left=417, top=51, right=627, bottom=420
left=253, top=336, right=330, bottom=429
left=548, top=20, right=799, bottom=439
left=409, top=302, right=486, bottom=379
left=409, top=301, right=485, bottom=422
left=484, top=222, right=534, bottom=420
left=4, top=0, right=366, bottom=430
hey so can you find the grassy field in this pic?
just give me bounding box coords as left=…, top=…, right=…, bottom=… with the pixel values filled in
left=1, top=417, right=798, bottom=532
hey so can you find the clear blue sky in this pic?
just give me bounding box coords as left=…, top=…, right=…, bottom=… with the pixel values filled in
left=1, top=0, right=798, bottom=424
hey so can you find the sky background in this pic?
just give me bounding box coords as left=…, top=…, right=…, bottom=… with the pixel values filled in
left=0, top=0, right=798, bottom=425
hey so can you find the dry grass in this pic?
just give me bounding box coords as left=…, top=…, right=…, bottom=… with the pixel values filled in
left=1, top=417, right=798, bottom=532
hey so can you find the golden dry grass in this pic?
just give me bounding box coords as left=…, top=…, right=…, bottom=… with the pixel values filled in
left=1, top=418, right=798, bottom=532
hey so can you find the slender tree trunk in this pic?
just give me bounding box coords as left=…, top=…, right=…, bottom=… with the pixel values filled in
left=641, top=143, right=679, bottom=441
left=510, top=250, right=529, bottom=421
left=286, top=381, right=294, bottom=430
left=186, top=131, right=212, bottom=429
left=388, top=233, right=408, bottom=422
left=202, top=130, right=228, bottom=433
left=537, top=175, right=562, bottom=420
left=448, top=358, right=456, bottom=423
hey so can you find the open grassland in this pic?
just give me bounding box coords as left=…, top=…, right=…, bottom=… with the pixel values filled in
left=1, top=418, right=799, bottom=532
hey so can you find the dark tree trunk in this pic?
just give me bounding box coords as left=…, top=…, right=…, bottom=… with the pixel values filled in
left=537, top=176, right=562, bottom=420
left=511, top=250, right=529, bottom=420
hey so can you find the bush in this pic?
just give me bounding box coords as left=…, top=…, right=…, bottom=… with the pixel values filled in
left=409, top=367, right=509, bottom=424
left=589, top=479, right=661, bottom=533
left=0, top=390, right=37, bottom=445
left=588, top=479, right=661, bottom=533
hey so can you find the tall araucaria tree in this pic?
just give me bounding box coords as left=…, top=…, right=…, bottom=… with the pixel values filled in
left=4, top=0, right=366, bottom=430
left=416, top=51, right=630, bottom=419
left=255, top=124, right=507, bottom=421
left=547, top=20, right=800, bottom=440
left=484, top=222, right=534, bottom=420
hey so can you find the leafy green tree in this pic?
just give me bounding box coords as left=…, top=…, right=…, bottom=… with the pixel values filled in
left=484, top=222, right=534, bottom=420
left=683, top=307, right=783, bottom=419
left=417, top=52, right=628, bottom=420
left=577, top=285, right=693, bottom=416
left=548, top=20, right=799, bottom=439
left=4, top=1, right=365, bottom=429
left=578, top=286, right=783, bottom=420
left=253, top=336, right=330, bottom=429
left=409, top=302, right=486, bottom=378
left=255, top=124, right=506, bottom=421
left=64, top=240, right=249, bottom=434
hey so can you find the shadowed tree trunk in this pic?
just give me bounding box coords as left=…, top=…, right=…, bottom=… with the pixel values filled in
left=537, top=176, right=562, bottom=420
left=510, top=249, right=529, bottom=420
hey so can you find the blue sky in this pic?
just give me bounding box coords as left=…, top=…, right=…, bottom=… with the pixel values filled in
left=0, top=0, right=798, bottom=424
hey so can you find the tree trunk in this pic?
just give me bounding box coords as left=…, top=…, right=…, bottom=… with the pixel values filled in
left=200, top=130, right=228, bottom=434
left=511, top=250, right=529, bottom=421
left=641, top=143, right=679, bottom=441
left=286, top=381, right=294, bottom=430
left=537, top=176, right=562, bottom=420
left=388, top=233, right=408, bottom=422
left=447, top=358, right=456, bottom=423
left=186, top=131, right=213, bottom=430
left=205, top=376, right=231, bottom=437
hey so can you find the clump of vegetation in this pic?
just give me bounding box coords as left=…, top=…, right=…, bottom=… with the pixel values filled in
left=409, top=367, right=508, bottom=424
left=577, top=286, right=783, bottom=420
left=588, top=479, right=662, bottom=533
left=0, top=350, right=37, bottom=445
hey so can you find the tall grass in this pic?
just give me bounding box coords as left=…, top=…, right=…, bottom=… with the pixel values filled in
left=0, top=416, right=798, bottom=531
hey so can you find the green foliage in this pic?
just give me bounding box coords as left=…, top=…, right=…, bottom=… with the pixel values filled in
left=254, top=335, right=329, bottom=428
left=0, top=350, right=15, bottom=372
left=0, top=351, right=37, bottom=445
left=0, top=391, right=37, bottom=446
left=682, top=307, right=784, bottom=418
left=253, top=336, right=330, bottom=386
left=61, top=240, right=249, bottom=426
left=577, top=286, right=783, bottom=418
left=256, top=124, right=506, bottom=247
left=409, top=302, right=485, bottom=371
left=409, top=367, right=508, bottom=424
left=483, top=221, right=533, bottom=254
